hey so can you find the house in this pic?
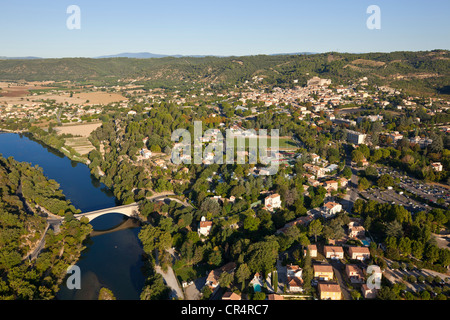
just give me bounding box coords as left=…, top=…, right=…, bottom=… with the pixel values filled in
left=322, top=202, right=342, bottom=218
left=318, top=283, right=342, bottom=300
left=222, top=292, right=241, bottom=300
left=313, top=264, right=334, bottom=281
left=360, top=158, right=369, bottom=167
left=264, top=193, right=282, bottom=212
left=140, top=148, right=152, bottom=159
left=310, top=153, right=320, bottom=164
left=205, top=262, right=236, bottom=290
left=361, top=283, right=378, bottom=299
left=431, top=162, right=443, bottom=172
left=198, top=216, right=212, bottom=237
left=325, top=164, right=339, bottom=173
left=338, top=177, right=348, bottom=188
left=286, top=264, right=303, bottom=293
left=276, top=215, right=314, bottom=234
left=324, top=246, right=344, bottom=260
left=323, top=180, right=339, bottom=192
left=388, top=132, right=404, bottom=143
left=287, top=264, right=303, bottom=278
left=345, top=265, right=364, bottom=283
left=304, top=244, right=318, bottom=258
left=348, top=246, right=371, bottom=261
left=287, top=277, right=303, bottom=293
left=348, top=222, right=366, bottom=239
left=303, top=163, right=326, bottom=178
left=154, top=159, right=166, bottom=167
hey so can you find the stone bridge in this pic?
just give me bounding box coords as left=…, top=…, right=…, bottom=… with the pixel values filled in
left=74, top=202, right=140, bottom=222
left=73, top=193, right=192, bottom=222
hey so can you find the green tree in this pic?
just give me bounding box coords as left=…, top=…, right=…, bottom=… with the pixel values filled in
left=424, top=244, right=439, bottom=264
left=208, top=250, right=222, bottom=267
left=358, top=177, right=370, bottom=191
left=253, top=291, right=266, bottom=300
left=235, top=263, right=251, bottom=291
left=377, top=174, right=394, bottom=189
left=308, top=219, right=323, bottom=242
left=342, top=166, right=352, bottom=179
left=247, top=237, right=280, bottom=276
left=244, top=215, right=261, bottom=232
left=219, top=271, right=233, bottom=288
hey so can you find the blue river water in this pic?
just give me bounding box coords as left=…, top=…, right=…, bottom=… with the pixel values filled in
left=0, top=132, right=146, bottom=300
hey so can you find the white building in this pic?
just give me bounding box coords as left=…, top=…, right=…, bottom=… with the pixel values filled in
left=431, top=162, right=443, bottom=172
left=322, top=202, right=342, bottom=218
left=140, top=149, right=152, bottom=159
left=347, top=130, right=366, bottom=145
left=198, top=216, right=212, bottom=237
left=264, top=193, right=282, bottom=212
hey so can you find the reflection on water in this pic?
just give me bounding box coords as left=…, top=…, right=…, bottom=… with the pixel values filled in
left=58, top=214, right=146, bottom=300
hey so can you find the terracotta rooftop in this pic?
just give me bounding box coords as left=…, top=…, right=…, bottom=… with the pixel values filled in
left=324, top=246, right=344, bottom=253
left=348, top=246, right=370, bottom=254
left=313, top=264, right=333, bottom=273
left=318, top=283, right=341, bottom=293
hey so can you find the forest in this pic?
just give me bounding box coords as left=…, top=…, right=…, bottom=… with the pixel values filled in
left=0, top=50, right=449, bottom=97
left=0, top=155, right=92, bottom=299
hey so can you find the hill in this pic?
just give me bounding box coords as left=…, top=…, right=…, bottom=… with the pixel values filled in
left=0, top=50, right=448, bottom=96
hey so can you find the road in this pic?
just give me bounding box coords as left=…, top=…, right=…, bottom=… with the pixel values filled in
left=342, top=143, right=361, bottom=213
left=154, top=249, right=185, bottom=300
left=147, top=192, right=193, bottom=208
left=330, top=260, right=352, bottom=300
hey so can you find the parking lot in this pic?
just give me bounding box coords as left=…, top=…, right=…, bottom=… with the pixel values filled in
left=376, top=167, right=450, bottom=209
left=383, top=259, right=450, bottom=294
left=362, top=188, right=428, bottom=214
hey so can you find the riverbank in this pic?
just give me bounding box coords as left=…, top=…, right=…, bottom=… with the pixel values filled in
left=1, top=126, right=91, bottom=165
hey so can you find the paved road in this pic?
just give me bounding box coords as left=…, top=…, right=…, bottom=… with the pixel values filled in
left=342, top=143, right=361, bottom=213
left=330, top=260, right=352, bottom=300
left=154, top=250, right=185, bottom=300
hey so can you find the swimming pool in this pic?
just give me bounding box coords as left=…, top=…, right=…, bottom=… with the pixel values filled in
left=253, top=284, right=261, bottom=292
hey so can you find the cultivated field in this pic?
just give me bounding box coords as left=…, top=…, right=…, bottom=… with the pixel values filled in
left=54, top=122, right=103, bottom=155
left=54, top=122, right=103, bottom=137
left=0, top=81, right=127, bottom=106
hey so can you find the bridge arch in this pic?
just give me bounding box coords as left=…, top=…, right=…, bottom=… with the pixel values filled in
left=74, top=203, right=140, bottom=222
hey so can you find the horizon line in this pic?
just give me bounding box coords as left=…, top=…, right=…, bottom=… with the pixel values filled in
left=1, top=49, right=449, bottom=60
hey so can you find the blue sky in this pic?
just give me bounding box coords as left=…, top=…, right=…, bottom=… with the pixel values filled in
left=0, top=0, right=449, bottom=58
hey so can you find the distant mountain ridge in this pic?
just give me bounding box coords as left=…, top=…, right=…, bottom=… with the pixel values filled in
left=0, top=56, right=42, bottom=60
left=94, top=52, right=317, bottom=59
left=0, top=50, right=448, bottom=96
left=0, top=52, right=318, bottom=60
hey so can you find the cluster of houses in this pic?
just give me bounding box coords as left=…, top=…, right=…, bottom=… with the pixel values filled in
left=196, top=213, right=378, bottom=300
left=305, top=244, right=380, bottom=300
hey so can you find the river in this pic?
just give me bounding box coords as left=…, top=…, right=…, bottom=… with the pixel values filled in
left=0, top=132, right=146, bottom=300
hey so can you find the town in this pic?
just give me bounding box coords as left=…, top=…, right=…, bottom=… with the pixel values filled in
left=1, top=60, right=449, bottom=302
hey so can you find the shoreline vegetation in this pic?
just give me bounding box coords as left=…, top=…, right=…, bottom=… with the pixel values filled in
left=0, top=154, right=92, bottom=299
